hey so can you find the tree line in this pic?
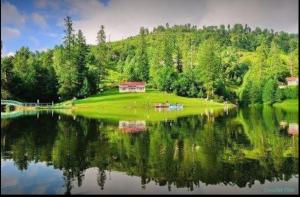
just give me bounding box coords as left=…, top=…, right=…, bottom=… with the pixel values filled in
left=1, top=17, right=298, bottom=104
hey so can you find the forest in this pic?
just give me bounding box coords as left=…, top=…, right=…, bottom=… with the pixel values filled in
left=1, top=16, right=298, bottom=105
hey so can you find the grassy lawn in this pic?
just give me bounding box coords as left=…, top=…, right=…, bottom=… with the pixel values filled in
left=55, top=89, right=235, bottom=121
left=273, top=99, right=298, bottom=112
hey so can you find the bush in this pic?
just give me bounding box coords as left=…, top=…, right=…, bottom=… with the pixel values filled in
left=249, top=82, right=263, bottom=104
left=274, top=88, right=284, bottom=102
left=283, top=85, right=298, bottom=99
left=213, top=95, right=224, bottom=103
left=173, top=71, right=202, bottom=98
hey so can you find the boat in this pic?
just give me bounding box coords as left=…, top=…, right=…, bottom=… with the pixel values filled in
left=169, top=104, right=183, bottom=110
left=155, top=103, right=169, bottom=108
left=154, top=103, right=183, bottom=109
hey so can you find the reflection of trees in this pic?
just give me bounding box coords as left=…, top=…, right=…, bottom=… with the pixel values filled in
left=1, top=116, right=58, bottom=170
left=1, top=108, right=298, bottom=192
left=234, top=107, right=298, bottom=185
left=52, top=116, right=91, bottom=194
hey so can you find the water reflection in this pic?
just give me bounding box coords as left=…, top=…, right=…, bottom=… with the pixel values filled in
left=119, top=120, right=146, bottom=134
left=1, top=106, right=298, bottom=194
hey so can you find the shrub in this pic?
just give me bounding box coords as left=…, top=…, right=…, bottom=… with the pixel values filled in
left=283, top=85, right=298, bottom=99
left=274, top=88, right=284, bottom=102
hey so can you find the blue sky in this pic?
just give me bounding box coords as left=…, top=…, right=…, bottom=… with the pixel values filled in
left=1, top=0, right=110, bottom=56
left=1, top=0, right=298, bottom=56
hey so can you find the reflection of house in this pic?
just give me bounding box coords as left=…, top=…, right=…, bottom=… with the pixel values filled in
left=288, top=123, right=298, bottom=136
left=119, top=120, right=146, bottom=133
left=286, top=77, right=298, bottom=86
left=119, top=82, right=145, bottom=93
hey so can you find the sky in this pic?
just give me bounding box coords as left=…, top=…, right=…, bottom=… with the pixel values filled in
left=1, top=0, right=299, bottom=56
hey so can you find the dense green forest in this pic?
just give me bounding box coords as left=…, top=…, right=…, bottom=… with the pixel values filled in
left=1, top=16, right=298, bottom=104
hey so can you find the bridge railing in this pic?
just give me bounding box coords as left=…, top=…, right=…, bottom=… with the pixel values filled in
left=1, top=99, right=24, bottom=106
left=22, top=103, right=53, bottom=107
left=1, top=100, right=53, bottom=107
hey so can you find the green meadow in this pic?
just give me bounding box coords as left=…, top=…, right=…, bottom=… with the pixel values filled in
left=56, top=89, right=234, bottom=121
left=273, top=99, right=299, bottom=112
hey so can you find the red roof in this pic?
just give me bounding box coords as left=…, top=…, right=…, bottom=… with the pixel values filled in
left=286, top=77, right=298, bottom=81
left=119, top=81, right=145, bottom=87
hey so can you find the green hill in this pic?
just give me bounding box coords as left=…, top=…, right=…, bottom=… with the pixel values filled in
left=2, top=21, right=298, bottom=105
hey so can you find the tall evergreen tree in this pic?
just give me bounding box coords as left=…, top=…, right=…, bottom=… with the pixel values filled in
left=63, top=16, right=75, bottom=61
left=95, top=25, right=108, bottom=90
left=54, top=16, right=79, bottom=99
left=97, top=25, right=106, bottom=45
left=163, top=35, right=174, bottom=68
left=197, top=38, right=222, bottom=99
left=262, top=78, right=277, bottom=105
left=75, top=30, right=88, bottom=97
left=175, top=44, right=183, bottom=73
left=136, top=27, right=149, bottom=81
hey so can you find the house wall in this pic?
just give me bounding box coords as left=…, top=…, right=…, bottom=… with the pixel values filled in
left=119, top=87, right=128, bottom=92
left=119, top=86, right=145, bottom=92
left=287, top=81, right=298, bottom=86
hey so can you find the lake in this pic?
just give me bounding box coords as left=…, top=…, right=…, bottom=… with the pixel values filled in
left=1, top=106, right=298, bottom=194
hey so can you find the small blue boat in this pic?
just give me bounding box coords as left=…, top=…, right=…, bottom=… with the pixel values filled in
left=168, top=104, right=183, bottom=110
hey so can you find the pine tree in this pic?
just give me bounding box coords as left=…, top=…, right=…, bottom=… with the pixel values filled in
left=163, top=35, right=173, bottom=68
left=96, top=25, right=108, bottom=90
left=136, top=27, right=149, bottom=81
left=262, top=78, right=277, bottom=105
left=53, top=16, right=80, bottom=99
left=97, top=25, right=106, bottom=45
left=175, top=45, right=183, bottom=73
left=197, top=38, right=221, bottom=99
left=75, top=30, right=88, bottom=97
left=63, top=16, right=75, bottom=61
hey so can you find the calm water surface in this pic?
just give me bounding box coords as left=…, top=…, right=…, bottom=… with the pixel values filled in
left=1, top=107, right=298, bottom=194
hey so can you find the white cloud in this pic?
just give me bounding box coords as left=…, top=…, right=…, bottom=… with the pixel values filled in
left=66, top=0, right=298, bottom=45
left=1, top=1, right=26, bottom=26
left=6, top=52, right=15, bottom=57
left=201, top=0, right=298, bottom=33
left=1, top=51, right=15, bottom=58
left=68, top=0, right=208, bottom=44
left=32, top=13, right=48, bottom=29
left=1, top=27, right=21, bottom=40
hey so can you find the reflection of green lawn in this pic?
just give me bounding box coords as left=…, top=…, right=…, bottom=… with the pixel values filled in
left=273, top=99, right=298, bottom=112
left=57, top=90, right=235, bottom=121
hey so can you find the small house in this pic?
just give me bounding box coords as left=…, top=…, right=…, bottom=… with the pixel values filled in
left=119, top=81, right=145, bottom=93
left=286, top=77, right=298, bottom=86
